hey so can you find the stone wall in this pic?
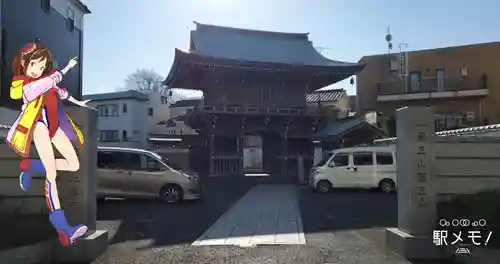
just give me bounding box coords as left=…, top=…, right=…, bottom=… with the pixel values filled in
left=374, top=129, right=500, bottom=198
left=434, top=137, right=500, bottom=197
left=384, top=106, right=500, bottom=260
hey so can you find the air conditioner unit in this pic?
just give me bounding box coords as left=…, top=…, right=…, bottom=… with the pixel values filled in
left=461, top=67, right=468, bottom=77
left=390, top=60, right=399, bottom=71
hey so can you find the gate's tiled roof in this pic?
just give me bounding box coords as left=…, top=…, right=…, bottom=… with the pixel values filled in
left=187, top=22, right=360, bottom=67
left=306, top=89, right=345, bottom=103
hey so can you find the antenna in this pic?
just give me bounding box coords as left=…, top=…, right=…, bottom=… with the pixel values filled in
left=385, top=27, right=393, bottom=53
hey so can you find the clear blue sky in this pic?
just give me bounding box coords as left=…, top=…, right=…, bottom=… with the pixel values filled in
left=82, top=0, right=499, bottom=98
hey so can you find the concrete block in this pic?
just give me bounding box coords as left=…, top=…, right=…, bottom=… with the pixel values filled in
left=52, top=229, right=108, bottom=263
left=386, top=227, right=445, bottom=260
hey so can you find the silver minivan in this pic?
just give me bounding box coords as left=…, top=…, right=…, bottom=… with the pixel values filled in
left=96, top=147, right=202, bottom=203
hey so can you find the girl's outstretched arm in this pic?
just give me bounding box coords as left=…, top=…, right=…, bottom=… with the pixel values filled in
left=67, top=96, right=95, bottom=110
left=23, top=71, right=63, bottom=101
left=55, top=86, right=69, bottom=100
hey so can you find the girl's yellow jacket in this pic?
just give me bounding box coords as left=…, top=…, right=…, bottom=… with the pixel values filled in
left=6, top=78, right=84, bottom=157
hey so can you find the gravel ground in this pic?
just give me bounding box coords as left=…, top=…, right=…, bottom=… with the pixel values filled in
left=84, top=178, right=453, bottom=264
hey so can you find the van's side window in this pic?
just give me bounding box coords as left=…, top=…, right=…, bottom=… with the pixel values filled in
left=123, top=153, right=143, bottom=170
left=144, top=155, right=165, bottom=171
left=328, top=153, right=349, bottom=167
left=97, top=151, right=124, bottom=169
left=122, top=153, right=165, bottom=171
left=376, top=152, right=393, bottom=165
left=353, top=152, right=373, bottom=166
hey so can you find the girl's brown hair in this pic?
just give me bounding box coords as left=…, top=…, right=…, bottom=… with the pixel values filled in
left=12, top=43, right=53, bottom=76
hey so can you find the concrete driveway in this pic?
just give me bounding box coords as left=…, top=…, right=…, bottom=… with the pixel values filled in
left=91, top=177, right=450, bottom=264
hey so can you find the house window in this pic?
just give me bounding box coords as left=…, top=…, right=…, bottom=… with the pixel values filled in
left=96, top=104, right=119, bottom=117
left=409, top=71, right=421, bottom=92
left=436, top=69, right=446, bottom=91
left=435, top=112, right=472, bottom=131
left=99, top=130, right=119, bottom=142
left=148, top=107, right=153, bottom=116
left=67, top=8, right=75, bottom=32
left=41, top=0, right=51, bottom=13
left=122, top=103, right=127, bottom=114
left=122, top=130, right=128, bottom=141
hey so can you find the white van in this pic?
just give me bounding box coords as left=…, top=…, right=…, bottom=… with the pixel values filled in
left=310, top=146, right=396, bottom=193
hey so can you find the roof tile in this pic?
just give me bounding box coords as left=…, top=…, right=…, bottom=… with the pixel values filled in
left=190, top=22, right=360, bottom=67
left=306, top=89, right=345, bottom=103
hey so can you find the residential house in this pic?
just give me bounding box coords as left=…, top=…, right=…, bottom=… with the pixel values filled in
left=169, top=98, right=202, bottom=118
left=311, top=115, right=387, bottom=164
left=148, top=89, right=171, bottom=123
left=356, top=42, right=500, bottom=134
left=83, top=90, right=152, bottom=148
left=0, top=0, right=91, bottom=125
left=305, top=89, right=349, bottom=119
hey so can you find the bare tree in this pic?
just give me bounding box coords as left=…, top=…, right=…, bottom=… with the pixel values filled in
left=122, top=68, right=167, bottom=94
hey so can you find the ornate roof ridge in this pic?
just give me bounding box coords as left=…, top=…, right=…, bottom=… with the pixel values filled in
left=193, top=21, right=310, bottom=41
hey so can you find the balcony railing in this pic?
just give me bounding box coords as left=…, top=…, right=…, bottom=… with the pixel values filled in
left=434, top=116, right=484, bottom=132
left=197, top=103, right=318, bottom=116
left=377, top=75, right=488, bottom=96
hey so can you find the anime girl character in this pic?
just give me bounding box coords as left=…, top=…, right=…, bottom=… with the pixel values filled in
left=6, top=42, right=93, bottom=246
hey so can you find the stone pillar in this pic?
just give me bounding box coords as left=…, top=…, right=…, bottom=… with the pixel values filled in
left=57, top=106, right=98, bottom=229
left=386, top=106, right=441, bottom=260
left=396, top=106, right=436, bottom=235
left=53, top=106, right=108, bottom=263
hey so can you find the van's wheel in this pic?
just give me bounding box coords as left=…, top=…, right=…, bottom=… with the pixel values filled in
left=316, top=180, right=332, bottom=193
left=379, top=179, right=395, bottom=193
left=160, top=184, right=183, bottom=203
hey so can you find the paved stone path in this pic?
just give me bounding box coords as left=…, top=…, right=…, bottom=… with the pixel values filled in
left=192, top=185, right=306, bottom=247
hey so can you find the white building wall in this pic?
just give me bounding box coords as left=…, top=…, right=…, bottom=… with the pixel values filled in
left=148, top=91, right=171, bottom=124
left=87, top=98, right=151, bottom=148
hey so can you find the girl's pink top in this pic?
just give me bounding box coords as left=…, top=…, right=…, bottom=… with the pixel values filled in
left=22, top=71, right=68, bottom=102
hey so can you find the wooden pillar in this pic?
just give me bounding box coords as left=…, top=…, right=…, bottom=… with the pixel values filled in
left=209, top=117, right=217, bottom=176
left=282, top=131, right=288, bottom=176
left=310, top=120, right=317, bottom=168
left=282, top=118, right=291, bottom=176
left=238, top=117, right=246, bottom=176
